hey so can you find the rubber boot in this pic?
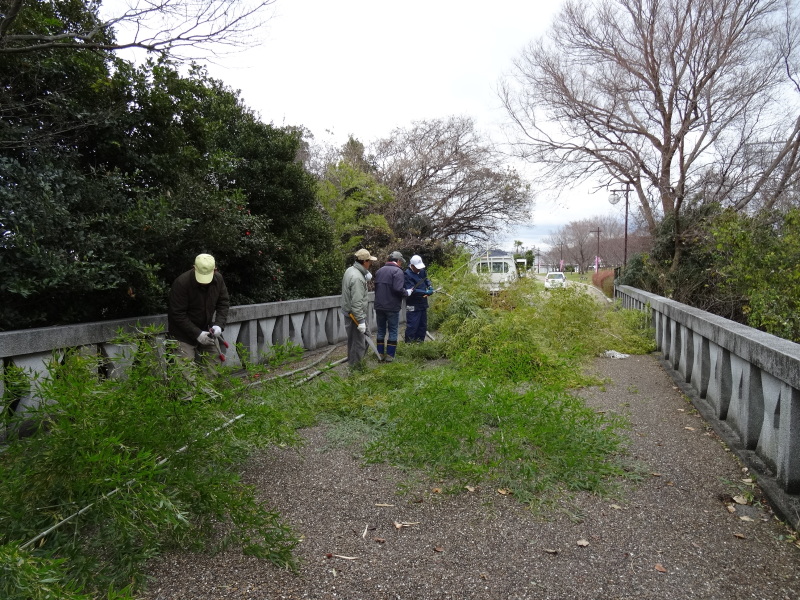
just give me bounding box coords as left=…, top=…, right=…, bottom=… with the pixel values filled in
left=385, top=342, right=397, bottom=363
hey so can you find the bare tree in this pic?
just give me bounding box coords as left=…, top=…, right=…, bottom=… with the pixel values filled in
left=372, top=116, right=533, bottom=247
left=545, top=214, right=648, bottom=271
left=0, top=0, right=275, bottom=56
left=545, top=221, right=596, bottom=272
left=501, top=0, right=800, bottom=264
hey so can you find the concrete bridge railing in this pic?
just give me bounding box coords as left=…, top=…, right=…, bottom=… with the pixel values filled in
left=615, top=285, right=800, bottom=497
left=1, top=294, right=378, bottom=418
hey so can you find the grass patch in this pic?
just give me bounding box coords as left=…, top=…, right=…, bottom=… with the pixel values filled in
left=359, top=364, right=630, bottom=503
left=1, top=329, right=301, bottom=599
left=259, top=272, right=655, bottom=507
left=1, top=268, right=657, bottom=597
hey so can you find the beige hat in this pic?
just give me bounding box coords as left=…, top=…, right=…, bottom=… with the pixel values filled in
left=354, top=248, right=377, bottom=261
left=194, top=254, right=216, bottom=284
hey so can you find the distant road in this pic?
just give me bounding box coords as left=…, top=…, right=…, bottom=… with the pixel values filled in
left=532, top=273, right=611, bottom=303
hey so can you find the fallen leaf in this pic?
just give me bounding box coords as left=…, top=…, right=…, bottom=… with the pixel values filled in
left=651, top=472, right=663, bottom=477
left=543, top=548, right=559, bottom=554
left=684, top=426, right=696, bottom=431
left=734, top=533, right=746, bottom=539
left=374, top=538, right=386, bottom=543
left=374, top=503, right=395, bottom=507
left=465, top=486, right=476, bottom=492
left=741, top=478, right=753, bottom=484
left=655, top=563, right=667, bottom=573
left=576, top=539, right=590, bottom=547
left=433, top=546, right=444, bottom=552
left=332, top=554, right=358, bottom=560
left=610, top=504, right=623, bottom=510
left=432, top=487, right=442, bottom=494
left=393, top=521, right=420, bottom=529
left=677, top=408, right=685, bottom=412
left=480, top=573, right=489, bottom=580
left=733, top=495, right=748, bottom=505
left=497, top=488, right=511, bottom=495
left=739, top=516, right=755, bottom=522
left=726, top=505, right=737, bottom=513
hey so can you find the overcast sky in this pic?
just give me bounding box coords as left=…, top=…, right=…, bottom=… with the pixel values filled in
left=112, top=0, right=617, bottom=252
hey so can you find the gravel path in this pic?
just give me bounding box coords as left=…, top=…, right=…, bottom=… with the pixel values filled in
left=140, top=353, right=800, bottom=599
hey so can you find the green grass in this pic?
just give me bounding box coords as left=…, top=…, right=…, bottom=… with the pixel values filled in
left=1, top=331, right=301, bottom=599
left=1, top=273, right=657, bottom=597
left=254, top=275, right=655, bottom=507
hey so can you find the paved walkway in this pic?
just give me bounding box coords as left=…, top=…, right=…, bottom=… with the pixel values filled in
left=142, top=353, right=800, bottom=599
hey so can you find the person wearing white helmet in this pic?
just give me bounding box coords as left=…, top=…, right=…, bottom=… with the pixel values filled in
left=403, top=254, right=434, bottom=343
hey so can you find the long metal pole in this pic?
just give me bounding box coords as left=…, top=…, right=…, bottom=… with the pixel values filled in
left=609, top=182, right=632, bottom=269
left=624, top=186, right=629, bottom=267
left=590, top=228, right=601, bottom=271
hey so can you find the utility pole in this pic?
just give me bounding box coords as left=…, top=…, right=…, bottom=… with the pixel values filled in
left=590, top=228, right=601, bottom=272
left=608, top=183, right=631, bottom=267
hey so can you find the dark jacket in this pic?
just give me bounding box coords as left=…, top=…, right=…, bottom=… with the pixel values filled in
left=168, top=269, right=230, bottom=345
left=404, top=267, right=432, bottom=309
left=374, top=262, right=406, bottom=312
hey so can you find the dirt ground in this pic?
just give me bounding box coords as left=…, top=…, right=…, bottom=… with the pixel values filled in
left=140, top=352, right=800, bottom=600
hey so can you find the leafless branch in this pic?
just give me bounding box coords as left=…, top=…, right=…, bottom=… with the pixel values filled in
left=501, top=0, right=800, bottom=233
left=0, top=0, right=276, bottom=57
left=373, top=116, right=534, bottom=245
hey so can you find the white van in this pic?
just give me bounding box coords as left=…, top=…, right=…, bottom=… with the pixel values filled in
left=471, top=255, right=518, bottom=292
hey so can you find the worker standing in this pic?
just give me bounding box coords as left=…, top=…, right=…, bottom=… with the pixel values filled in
left=374, top=251, right=411, bottom=362
left=341, top=248, right=376, bottom=368
left=404, top=254, right=434, bottom=343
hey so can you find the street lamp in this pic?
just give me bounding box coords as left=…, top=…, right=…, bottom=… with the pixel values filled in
left=608, top=183, right=631, bottom=267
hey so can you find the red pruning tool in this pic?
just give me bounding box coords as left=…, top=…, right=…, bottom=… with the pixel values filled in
left=209, top=330, right=229, bottom=362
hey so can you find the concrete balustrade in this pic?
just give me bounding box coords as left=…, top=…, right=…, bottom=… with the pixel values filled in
left=616, top=285, right=800, bottom=497
left=0, top=294, right=377, bottom=419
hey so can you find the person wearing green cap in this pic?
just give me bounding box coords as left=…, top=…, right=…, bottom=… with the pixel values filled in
left=168, top=253, right=230, bottom=365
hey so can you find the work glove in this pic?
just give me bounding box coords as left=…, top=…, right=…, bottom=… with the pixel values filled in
left=357, top=323, right=366, bottom=334
left=406, top=288, right=413, bottom=296
left=210, top=325, right=222, bottom=336
left=425, top=287, right=434, bottom=295
left=197, top=331, right=214, bottom=345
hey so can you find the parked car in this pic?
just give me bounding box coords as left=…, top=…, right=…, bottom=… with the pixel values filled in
left=544, top=271, right=567, bottom=290
left=471, top=256, right=518, bottom=292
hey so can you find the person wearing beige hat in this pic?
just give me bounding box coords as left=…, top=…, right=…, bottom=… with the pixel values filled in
left=341, top=248, right=376, bottom=368
left=168, top=253, right=230, bottom=365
